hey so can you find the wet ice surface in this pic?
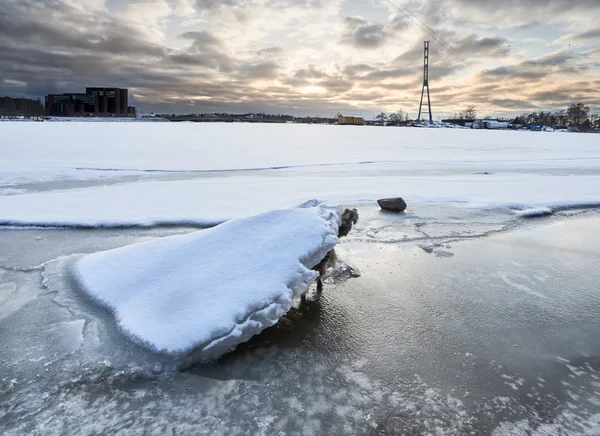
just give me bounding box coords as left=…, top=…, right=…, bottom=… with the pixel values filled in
left=2, top=207, right=600, bottom=435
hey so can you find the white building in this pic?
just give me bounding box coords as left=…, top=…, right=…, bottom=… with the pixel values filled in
left=471, top=120, right=509, bottom=130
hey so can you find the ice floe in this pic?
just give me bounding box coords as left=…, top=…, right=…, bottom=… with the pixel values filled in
left=72, top=204, right=341, bottom=363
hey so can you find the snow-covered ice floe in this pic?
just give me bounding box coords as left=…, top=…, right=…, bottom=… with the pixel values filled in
left=72, top=203, right=340, bottom=364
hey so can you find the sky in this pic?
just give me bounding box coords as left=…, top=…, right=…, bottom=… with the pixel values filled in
left=1, top=0, right=599, bottom=118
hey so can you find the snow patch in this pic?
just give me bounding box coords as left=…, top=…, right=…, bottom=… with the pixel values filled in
left=72, top=204, right=341, bottom=363
left=513, top=207, right=554, bottom=218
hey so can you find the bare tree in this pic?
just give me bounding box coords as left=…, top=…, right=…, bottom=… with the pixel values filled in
left=464, top=105, right=477, bottom=120
left=389, top=112, right=405, bottom=126
left=567, top=103, right=590, bottom=126
left=375, top=112, right=388, bottom=125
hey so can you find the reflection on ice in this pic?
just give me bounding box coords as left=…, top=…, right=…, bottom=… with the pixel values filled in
left=344, top=202, right=519, bottom=245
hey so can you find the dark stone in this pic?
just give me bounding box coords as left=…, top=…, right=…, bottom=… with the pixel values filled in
left=377, top=197, right=407, bottom=212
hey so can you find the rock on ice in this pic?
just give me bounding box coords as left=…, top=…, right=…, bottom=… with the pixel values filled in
left=377, top=197, right=407, bottom=212
left=72, top=204, right=341, bottom=364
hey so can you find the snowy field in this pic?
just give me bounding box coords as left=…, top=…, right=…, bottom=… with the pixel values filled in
left=1, top=122, right=599, bottom=226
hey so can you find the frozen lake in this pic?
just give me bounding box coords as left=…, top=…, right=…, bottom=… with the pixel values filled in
left=1, top=123, right=600, bottom=434
left=1, top=123, right=599, bottom=226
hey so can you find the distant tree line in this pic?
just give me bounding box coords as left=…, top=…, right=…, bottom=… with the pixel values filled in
left=512, top=103, right=599, bottom=129
left=160, top=112, right=338, bottom=124
left=0, top=96, right=45, bottom=118
left=157, top=103, right=600, bottom=130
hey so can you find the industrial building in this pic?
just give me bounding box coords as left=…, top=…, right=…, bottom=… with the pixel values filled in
left=45, top=87, right=135, bottom=117
left=338, top=114, right=364, bottom=125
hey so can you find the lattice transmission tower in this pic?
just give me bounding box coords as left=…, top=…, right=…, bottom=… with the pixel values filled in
left=417, top=41, right=433, bottom=122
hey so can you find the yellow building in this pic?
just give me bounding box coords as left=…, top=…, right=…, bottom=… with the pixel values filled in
left=338, top=114, right=364, bottom=125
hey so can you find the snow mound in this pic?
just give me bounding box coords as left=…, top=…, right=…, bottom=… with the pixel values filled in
left=514, top=207, right=554, bottom=218
left=72, top=204, right=341, bottom=363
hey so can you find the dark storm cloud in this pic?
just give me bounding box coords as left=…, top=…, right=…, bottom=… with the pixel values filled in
left=0, top=0, right=168, bottom=98
left=483, top=66, right=549, bottom=80
left=481, top=50, right=590, bottom=84
left=453, top=36, right=509, bottom=55
left=490, top=98, right=537, bottom=109
left=338, top=13, right=409, bottom=50
left=522, top=52, right=576, bottom=67
left=174, top=31, right=236, bottom=71
left=0, top=2, right=164, bottom=58
left=0, top=0, right=284, bottom=106
left=340, top=17, right=388, bottom=49
left=180, top=31, right=224, bottom=51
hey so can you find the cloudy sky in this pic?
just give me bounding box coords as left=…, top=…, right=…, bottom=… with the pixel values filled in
left=1, top=0, right=599, bottom=118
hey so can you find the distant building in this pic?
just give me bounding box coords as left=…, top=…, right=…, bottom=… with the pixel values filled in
left=1, top=96, right=44, bottom=118
left=442, top=119, right=509, bottom=130
left=471, top=120, right=509, bottom=130
left=45, top=87, right=133, bottom=117
left=441, top=118, right=471, bottom=126
left=338, top=114, right=364, bottom=125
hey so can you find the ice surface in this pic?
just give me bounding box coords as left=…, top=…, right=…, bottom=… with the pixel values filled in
left=72, top=204, right=340, bottom=361
left=1, top=174, right=599, bottom=227
left=2, top=123, right=600, bottom=183
left=1, top=124, right=599, bottom=227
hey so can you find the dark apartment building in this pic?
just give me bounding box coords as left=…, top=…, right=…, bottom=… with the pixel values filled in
left=1, top=96, right=45, bottom=118
left=45, top=87, right=135, bottom=117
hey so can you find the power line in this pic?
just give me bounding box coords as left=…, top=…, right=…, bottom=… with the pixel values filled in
left=380, top=0, right=498, bottom=85
left=387, top=0, right=471, bottom=64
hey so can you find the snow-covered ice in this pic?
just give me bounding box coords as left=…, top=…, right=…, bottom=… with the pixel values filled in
left=1, top=174, right=599, bottom=227
left=1, top=123, right=599, bottom=227
left=72, top=204, right=340, bottom=361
